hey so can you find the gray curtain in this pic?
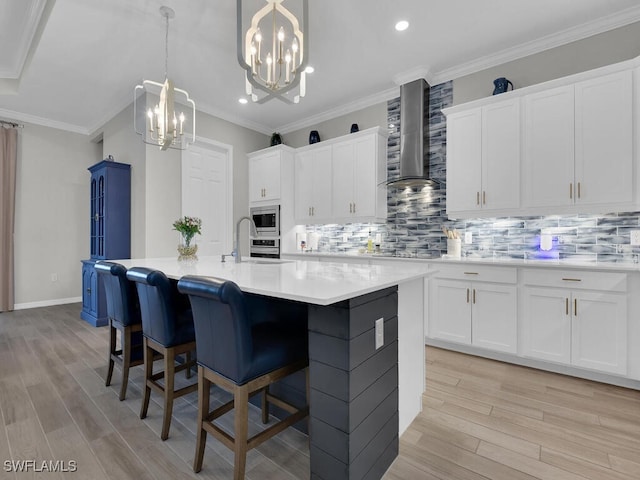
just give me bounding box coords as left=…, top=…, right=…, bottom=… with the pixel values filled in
left=0, top=127, right=17, bottom=311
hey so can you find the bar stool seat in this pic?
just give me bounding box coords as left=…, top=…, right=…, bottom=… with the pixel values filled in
left=177, top=275, right=309, bottom=480
left=126, top=267, right=197, bottom=441
left=95, top=261, right=143, bottom=401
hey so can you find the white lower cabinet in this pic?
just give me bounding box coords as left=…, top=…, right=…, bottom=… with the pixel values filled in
left=521, top=269, right=628, bottom=376
left=429, top=266, right=517, bottom=354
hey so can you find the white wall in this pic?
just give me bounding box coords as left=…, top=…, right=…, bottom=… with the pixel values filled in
left=14, top=124, right=101, bottom=307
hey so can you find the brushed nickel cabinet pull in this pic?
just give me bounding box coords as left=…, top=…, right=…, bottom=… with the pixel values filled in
left=562, top=278, right=581, bottom=282
left=312, top=207, right=315, bottom=216
left=308, top=207, right=311, bottom=216
left=482, top=191, right=486, bottom=205
left=466, top=288, right=470, bottom=303
left=463, top=272, right=479, bottom=275
left=565, top=298, right=569, bottom=315
left=574, top=298, right=577, bottom=316
left=476, top=192, right=480, bottom=205
left=353, top=203, right=356, bottom=213
left=473, top=289, right=476, bottom=304
left=569, top=183, right=573, bottom=199
left=578, top=182, right=581, bottom=199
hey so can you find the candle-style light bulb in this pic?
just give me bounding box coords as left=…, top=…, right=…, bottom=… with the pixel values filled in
left=285, top=50, right=291, bottom=82
left=291, top=37, right=299, bottom=69
left=179, top=112, right=185, bottom=135
left=147, top=109, right=154, bottom=133
left=254, top=28, right=262, bottom=59
left=277, top=26, right=285, bottom=42
left=266, top=52, right=273, bottom=84
left=278, top=27, right=284, bottom=61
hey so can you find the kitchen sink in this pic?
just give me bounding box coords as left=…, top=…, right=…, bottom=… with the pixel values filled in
left=243, top=259, right=292, bottom=265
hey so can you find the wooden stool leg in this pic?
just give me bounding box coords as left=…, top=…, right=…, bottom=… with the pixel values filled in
left=193, top=367, right=209, bottom=473
left=161, top=347, right=176, bottom=441
left=119, top=325, right=132, bottom=401
left=140, top=338, right=153, bottom=419
left=261, top=386, right=269, bottom=424
left=185, top=350, right=193, bottom=379
left=233, top=384, right=250, bottom=480
left=105, top=321, right=116, bottom=387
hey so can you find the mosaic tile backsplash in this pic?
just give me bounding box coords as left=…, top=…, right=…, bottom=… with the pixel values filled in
left=303, top=81, right=640, bottom=263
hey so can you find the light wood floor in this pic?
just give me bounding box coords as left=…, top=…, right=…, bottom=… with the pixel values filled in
left=1, top=304, right=639, bottom=479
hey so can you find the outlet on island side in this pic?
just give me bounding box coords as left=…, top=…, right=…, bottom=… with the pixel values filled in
left=375, top=318, right=384, bottom=350
left=631, top=230, right=640, bottom=246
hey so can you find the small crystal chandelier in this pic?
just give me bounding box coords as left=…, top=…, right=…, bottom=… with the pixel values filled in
left=134, top=6, right=195, bottom=151
left=237, top=0, right=309, bottom=104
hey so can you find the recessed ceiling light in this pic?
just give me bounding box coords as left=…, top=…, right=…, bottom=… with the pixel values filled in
left=305, top=66, right=315, bottom=74
left=395, top=20, right=409, bottom=32
left=238, top=98, right=248, bottom=104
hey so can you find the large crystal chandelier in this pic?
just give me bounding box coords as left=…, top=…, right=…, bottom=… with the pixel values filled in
left=237, top=0, right=309, bottom=104
left=134, top=6, right=195, bottom=151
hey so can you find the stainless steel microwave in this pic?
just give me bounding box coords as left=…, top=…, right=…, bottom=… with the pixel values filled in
left=250, top=205, right=280, bottom=236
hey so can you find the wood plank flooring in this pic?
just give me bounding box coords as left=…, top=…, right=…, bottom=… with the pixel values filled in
left=0, top=304, right=639, bottom=479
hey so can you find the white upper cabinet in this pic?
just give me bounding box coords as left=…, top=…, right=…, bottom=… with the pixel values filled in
left=331, top=129, right=387, bottom=223
left=294, top=145, right=333, bottom=223
left=523, top=70, right=633, bottom=211
left=574, top=70, right=633, bottom=206
left=445, top=60, right=638, bottom=218
left=248, top=145, right=295, bottom=204
left=446, top=97, right=520, bottom=217
left=295, top=127, right=387, bottom=225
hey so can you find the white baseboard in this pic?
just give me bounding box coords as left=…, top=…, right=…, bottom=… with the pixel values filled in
left=13, top=296, right=82, bottom=310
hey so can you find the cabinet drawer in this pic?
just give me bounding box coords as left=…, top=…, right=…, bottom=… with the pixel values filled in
left=522, top=268, right=627, bottom=292
left=433, top=264, right=516, bottom=284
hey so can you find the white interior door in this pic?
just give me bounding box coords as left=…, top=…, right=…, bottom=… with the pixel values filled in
left=181, top=141, right=233, bottom=256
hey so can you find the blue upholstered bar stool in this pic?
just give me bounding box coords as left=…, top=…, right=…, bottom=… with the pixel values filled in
left=177, top=276, right=309, bottom=479
left=126, top=267, right=197, bottom=441
left=95, top=261, right=143, bottom=401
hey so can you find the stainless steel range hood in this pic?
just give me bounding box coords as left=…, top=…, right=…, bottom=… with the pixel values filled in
left=387, top=78, right=436, bottom=188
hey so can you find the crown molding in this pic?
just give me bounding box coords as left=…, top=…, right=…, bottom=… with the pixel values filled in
left=430, top=5, right=640, bottom=84
left=0, top=107, right=88, bottom=134
left=275, top=86, right=399, bottom=134
left=392, top=66, right=435, bottom=86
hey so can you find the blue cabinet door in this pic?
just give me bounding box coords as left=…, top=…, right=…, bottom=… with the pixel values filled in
left=80, top=260, right=107, bottom=327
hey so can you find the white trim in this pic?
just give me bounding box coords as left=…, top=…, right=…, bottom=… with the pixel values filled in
left=0, top=107, right=89, bottom=134
left=431, top=5, right=640, bottom=85
left=14, top=296, right=82, bottom=310
left=0, top=0, right=48, bottom=78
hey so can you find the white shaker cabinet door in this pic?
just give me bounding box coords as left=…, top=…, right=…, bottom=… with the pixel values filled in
left=523, top=85, right=575, bottom=208
left=521, top=286, right=571, bottom=365
left=574, top=70, right=633, bottom=206
left=430, top=279, right=472, bottom=345
left=249, top=150, right=281, bottom=203
left=446, top=109, right=482, bottom=213
left=571, top=291, right=627, bottom=375
left=482, top=99, right=520, bottom=210
left=472, top=283, right=517, bottom=354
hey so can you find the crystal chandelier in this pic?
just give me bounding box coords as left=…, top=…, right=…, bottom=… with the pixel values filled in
left=134, top=6, right=195, bottom=151
left=237, top=0, right=309, bottom=104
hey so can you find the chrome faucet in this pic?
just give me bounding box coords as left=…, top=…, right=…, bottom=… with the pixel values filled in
left=232, top=216, right=257, bottom=263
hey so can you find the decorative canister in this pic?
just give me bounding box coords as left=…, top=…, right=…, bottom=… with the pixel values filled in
left=309, top=130, right=320, bottom=144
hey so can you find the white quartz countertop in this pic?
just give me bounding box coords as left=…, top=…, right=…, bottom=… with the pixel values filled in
left=111, top=256, right=432, bottom=306
left=282, top=251, right=640, bottom=272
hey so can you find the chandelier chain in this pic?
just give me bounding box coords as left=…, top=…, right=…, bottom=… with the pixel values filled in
left=164, top=11, right=169, bottom=79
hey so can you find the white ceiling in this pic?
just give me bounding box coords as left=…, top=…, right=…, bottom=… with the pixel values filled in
left=1, top=0, right=640, bottom=136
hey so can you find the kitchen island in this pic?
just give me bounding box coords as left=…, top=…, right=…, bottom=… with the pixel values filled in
left=112, top=256, right=432, bottom=480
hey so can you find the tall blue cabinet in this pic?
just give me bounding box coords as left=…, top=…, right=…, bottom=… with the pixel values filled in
left=81, top=159, right=131, bottom=327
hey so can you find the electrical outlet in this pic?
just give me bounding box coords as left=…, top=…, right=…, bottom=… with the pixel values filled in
left=342, top=233, right=349, bottom=242
left=631, top=230, right=640, bottom=246
left=50, top=273, right=58, bottom=282
left=375, top=318, right=384, bottom=350
left=464, top=232, right=472, bottom=244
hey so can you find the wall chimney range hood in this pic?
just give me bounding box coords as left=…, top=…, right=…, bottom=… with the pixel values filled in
left=387, top=78, right=436, bottom=188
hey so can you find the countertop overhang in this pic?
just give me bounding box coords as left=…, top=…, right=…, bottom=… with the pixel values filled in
left=110, top=256, right=432, bottom=306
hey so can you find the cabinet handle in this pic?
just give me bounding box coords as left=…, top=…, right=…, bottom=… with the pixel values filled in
left=562, top=278, right=581, bottom=282
left=87, top=288, right=91, bottom=294
left=308, top=207, right=311, bottom=216
left=466, top=288, right=470, bottom=303
left=473, top=289, right=476, bottom=304
left=95, top=213, right=99, bottom=222
left=569, top=183, right=573, bottom=200
left=463, top=272, right=479, bottom=275
left=353, top=203, right=356, bottom=213
left=577, top=182, right=581, bottom=199
left=574, top=298, right=578, bottom=316
left=312, top=207, right=315, bottom=216
left=476, top=192, right=480, bottom=205
left=482, top=191, right=486, bottom=205
left=565, top=298, right=569, bottom=315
